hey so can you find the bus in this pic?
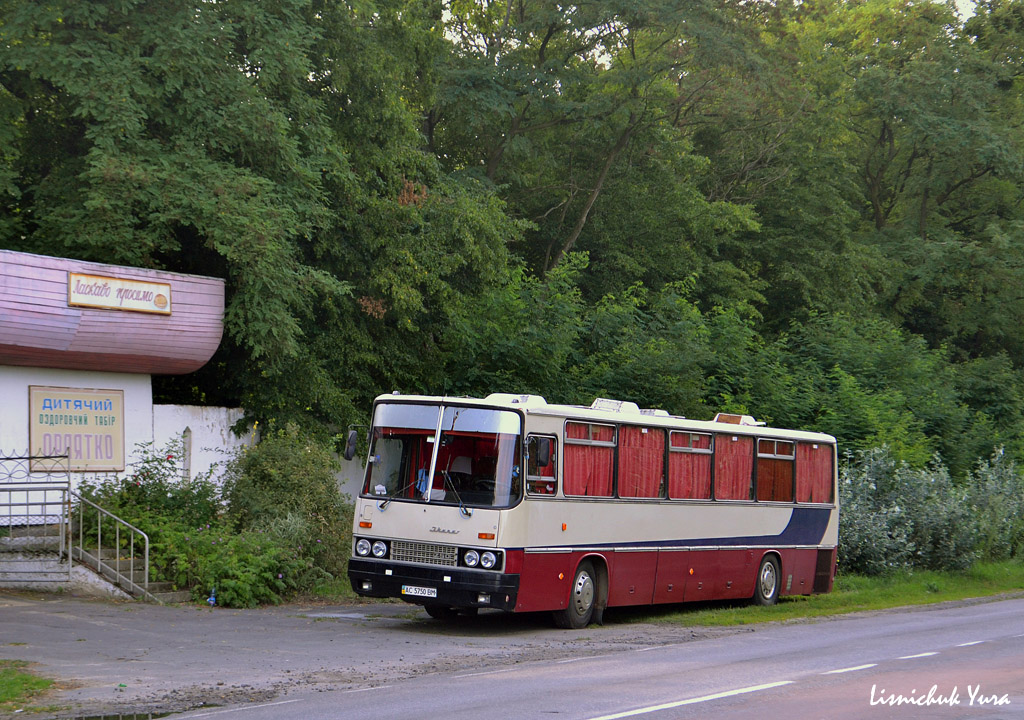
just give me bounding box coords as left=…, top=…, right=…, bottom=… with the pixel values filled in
left=345, top=393, right=838, bottom=628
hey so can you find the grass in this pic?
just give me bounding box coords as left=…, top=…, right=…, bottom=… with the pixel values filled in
left=306, top=575, right=361, bottom=602
left=622, top=560, right=1024, bottom=627
left=0, top=659, right=55, bottom=714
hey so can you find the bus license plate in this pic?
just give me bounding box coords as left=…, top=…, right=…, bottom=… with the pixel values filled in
left=401, top=585, right=437, bottom=598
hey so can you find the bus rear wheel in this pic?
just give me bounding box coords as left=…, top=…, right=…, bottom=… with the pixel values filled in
left=553, top=561, right=596, bottom=629
left=754, top=555, right=780, bottom=606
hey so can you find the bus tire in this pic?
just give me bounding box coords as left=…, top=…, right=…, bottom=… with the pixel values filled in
left=424, top=604, right=459, bottom=620
left=754, top=555, right=781, bottom=606
left=553, top=560, right=597, bottom=629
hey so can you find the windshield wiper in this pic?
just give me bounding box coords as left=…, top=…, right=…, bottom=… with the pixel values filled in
left=377, top=475, right=420, bottom=509
left=441, top=470, right=472, bottom=517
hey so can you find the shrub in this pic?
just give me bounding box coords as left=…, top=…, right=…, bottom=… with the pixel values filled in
left=969, top=449, right=1024, bottom=561
left=75, top=429, right=354, bottom=607
left=77, top=437, right=220, bottom=529
left=220, top=424, right=351, bottom=576
left=839, top=448, right=979, bottom=575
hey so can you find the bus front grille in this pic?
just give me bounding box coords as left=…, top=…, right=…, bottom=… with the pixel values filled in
left=391, top=540, right=458, bottom=567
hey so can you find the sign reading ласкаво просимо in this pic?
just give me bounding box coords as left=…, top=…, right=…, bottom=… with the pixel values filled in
left=68, top=272, right=171, bottom=315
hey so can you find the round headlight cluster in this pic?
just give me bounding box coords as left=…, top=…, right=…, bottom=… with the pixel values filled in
left=355, top=538, right=388, bottom=558
left=463, top=549, right=499, bottom=569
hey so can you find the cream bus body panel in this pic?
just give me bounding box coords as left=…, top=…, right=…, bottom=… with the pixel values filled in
left=355, top=500, right=501, bottom=548
left=504, top=499, right=798, bottom=550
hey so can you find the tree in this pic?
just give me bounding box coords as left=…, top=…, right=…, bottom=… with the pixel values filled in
left=0, top=0, right=523, bottom=433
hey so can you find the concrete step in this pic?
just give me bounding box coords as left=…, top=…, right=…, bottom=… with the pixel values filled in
left=151, top=589, right=193, bottom=604
left=147, top=581, right=194, bottom=604
left=5, top=524, right=62, bottom=538
left=0, top=535, right=61, bottom=551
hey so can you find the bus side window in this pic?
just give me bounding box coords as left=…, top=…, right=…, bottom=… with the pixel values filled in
left=527, top=435, right=558, bottom=496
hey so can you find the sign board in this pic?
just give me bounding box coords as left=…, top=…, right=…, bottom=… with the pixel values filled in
left=29, top=386, right=125, bottom=472
left=68, top=272, right=172, bottom=315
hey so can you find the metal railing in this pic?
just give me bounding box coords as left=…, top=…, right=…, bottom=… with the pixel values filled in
left=1, top=452, right=154, bottom=600
left=69, top=489, right=153, bottom=601
left=0, top=453, right=71, bottom=583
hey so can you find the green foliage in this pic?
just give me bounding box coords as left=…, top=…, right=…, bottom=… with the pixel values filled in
left=221, top=424, right=350, bottom=576
left=79, top=438, right=221, bottom=529
left=77, top=432, right=352, bottom=607
left=189, top=526, right=318, bottom=609
left=4, top=0, right=1024, bottom=486
left=837, top=447, right=1024, bottom=575
left=970, top=450, right=1024, bottom=561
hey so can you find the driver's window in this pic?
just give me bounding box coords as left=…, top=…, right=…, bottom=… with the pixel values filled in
left=526, top=435, right=558, bottom=496
left=365, top=437, right=406, bottom=495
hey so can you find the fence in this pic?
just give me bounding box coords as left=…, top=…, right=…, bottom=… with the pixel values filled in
left=0, top=452, right=71, bottom=583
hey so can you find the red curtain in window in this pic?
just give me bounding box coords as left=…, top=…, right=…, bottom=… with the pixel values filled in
left=756, top=457, right=794, bottom=502
left=618, top=426, right=664, bottom=498
left=668, top=452, right=712, bottom=499
left=566, top=422, right=589, bottom=441
left=564, top=423, right=613, bottom=497
left=715, top=434, right=753, bottom=500
left=564, top=444, right=613, bottom=496
left=796, top=442, right=834, bottom=503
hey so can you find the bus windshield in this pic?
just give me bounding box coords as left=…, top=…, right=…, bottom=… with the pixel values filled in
left=362, top=403, right=523, bottom=509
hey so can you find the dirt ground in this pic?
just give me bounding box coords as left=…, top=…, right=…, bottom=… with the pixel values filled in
left=0, top=589, right=741, bottom=718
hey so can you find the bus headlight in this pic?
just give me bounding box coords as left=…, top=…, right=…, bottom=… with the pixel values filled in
left=355, top=538, right=371, bottom=556
left=371, top=540, right=388, bottom=558
left=464, top=549, right=480, bottom=567
left=480, top=551, right=497, bottom=569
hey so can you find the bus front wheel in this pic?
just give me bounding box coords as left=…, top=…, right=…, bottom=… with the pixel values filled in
left=554, top=561, right=597, bottom=629
left=424, top=604, right=459, bottom=620
left=754, top=555, right=781, bottom=606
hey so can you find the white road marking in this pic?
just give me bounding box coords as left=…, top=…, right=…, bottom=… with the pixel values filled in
left=453, top=667, right=518, bottom=679
left=897, top=652, right=938, bottom=659
left=342, top=685, right=392, bottom=693
left=585, top=681, right=795, bottom=720
left=822, top=663, right=878, bottom=674
left=184, top=699, right=301, bottom=717
left=956, top=641, right=984, bottom=647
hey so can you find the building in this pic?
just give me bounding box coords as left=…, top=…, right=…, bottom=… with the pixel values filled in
left=0, top=248, right=244, bottom=483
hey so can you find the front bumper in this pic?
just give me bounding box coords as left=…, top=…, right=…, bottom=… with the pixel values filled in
left=348, top=558, right=520, bottom=612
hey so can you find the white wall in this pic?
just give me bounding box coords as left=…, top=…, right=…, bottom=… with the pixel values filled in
left=152, top=404, right=252, bottom=482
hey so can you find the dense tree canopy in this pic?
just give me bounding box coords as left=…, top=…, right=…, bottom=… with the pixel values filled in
left=3, top=0, right=1024, bottom=474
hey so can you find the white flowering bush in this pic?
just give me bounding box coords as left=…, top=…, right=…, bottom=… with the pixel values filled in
left=837, top=447, right=1008, bottom=575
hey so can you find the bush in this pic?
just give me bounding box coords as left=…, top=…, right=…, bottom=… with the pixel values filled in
left=220, top=424, right=352, bottom=576
left=75, top=430, right=353, bottom=607
left=970, top=449, right=1024, bottom=561
left=839, top=448, right=979, bottom=575
left=77, top=437, right=221, bottom=529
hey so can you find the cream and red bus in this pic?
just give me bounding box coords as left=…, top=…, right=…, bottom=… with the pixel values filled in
left=346, top=393, right=837, bottom=628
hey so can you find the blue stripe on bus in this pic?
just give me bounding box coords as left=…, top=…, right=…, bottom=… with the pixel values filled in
left=685, top=506, right=832, bottom=548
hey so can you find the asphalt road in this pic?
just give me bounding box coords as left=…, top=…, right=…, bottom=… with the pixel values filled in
left=3, top=590, right=1024, bottom=719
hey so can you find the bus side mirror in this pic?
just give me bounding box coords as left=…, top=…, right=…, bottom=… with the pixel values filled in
left=535, top=437, right=551, bottom=467
left=343, top=429, right=359, bottom=461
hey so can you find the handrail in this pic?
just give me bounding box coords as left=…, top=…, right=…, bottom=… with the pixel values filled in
left=1, top=452, right=72, bottom=583
left=69, top=489, right=154, bottom=601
